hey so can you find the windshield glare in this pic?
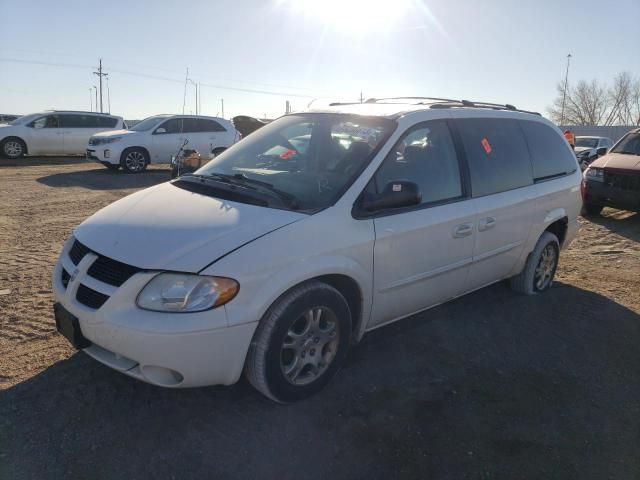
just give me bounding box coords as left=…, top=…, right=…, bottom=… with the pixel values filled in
left=611, top=132, right=640, bottom=155
left=575, top=137, right=598, bottom=148
left=196, top=113, right=395, bottom=211
left=130, top=116, right=167, bottom=131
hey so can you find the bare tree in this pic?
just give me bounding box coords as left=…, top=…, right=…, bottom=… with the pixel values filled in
left=548, top=79, right=609, bottom=125
left=548, top=72, right=640, bottom=126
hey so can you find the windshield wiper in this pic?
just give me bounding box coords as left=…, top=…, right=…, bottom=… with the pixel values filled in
left=230, top=173, right=300, bottom=210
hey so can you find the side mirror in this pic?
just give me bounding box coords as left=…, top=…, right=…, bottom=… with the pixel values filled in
left=361, top=180, right=421, bottom=212
left=155, top=127, right=166, bottom=134
left=596, top=147, right=607, bottom=156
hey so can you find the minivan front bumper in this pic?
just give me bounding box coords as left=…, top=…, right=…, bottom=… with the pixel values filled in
left=52, top=239, right=257, bottom=388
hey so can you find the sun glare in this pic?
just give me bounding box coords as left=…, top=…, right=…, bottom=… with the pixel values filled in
left=282, top=0, right=413, bottom=34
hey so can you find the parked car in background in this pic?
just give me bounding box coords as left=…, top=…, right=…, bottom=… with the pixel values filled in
left=0, top=111, right=123, bottom=159
left=582, top=128, right=640, bottom=215
left=0, top=114, right=20, bottom=124
left=87, top=114, right=240, bottom=173
left=575, top=136, right=613, bottom=170
left=53, top=98, right=581, bottom=402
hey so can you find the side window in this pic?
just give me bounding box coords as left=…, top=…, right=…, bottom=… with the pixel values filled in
left=520, top=121, right=577, bottom=181
left=457, top=118, right=532, bottom=197
left=156, top=118, right=183, bottom=134
left=33, top=115, right=60, bottom=129
left=375, top=121, right=463, bottom=205
left=96, top=116, right=118, bottom=128
left=199, top=119, right=226, bottom=132
left=59, top=114, right=92, bottom=128
left=181, top=118, right=199, bottom=133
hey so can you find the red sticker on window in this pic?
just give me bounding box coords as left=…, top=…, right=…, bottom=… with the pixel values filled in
left=481, top=138, right=492, bottom=154
left=279, top=148, right=296, bottom=160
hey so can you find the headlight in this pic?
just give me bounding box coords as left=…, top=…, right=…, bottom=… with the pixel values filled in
left=136, top=273, right=239, bottom=312
left=101, top=136, right=122, bottom=144
left=584, top=167, right=604, bottom=182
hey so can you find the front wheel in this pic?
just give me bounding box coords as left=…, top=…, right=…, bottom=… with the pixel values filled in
left=1, top=137, right=26, bottom=159
left=120, top=148, right=148, bottom=173
left=510, top=231, right=560, bottom=295
left=244, top=281, right=352, bottom=403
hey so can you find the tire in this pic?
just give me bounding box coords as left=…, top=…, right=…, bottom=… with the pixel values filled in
left=244, top=281, right=352, bottom=403
left=510, top=231, right=560, bottom=295
left=581, top=203, right=603, bottom=216
left=120, top=148, right=148, bottom=173
left=211, top=147, right=226, bottom=157
left=1, top=137, right=27, bottom=159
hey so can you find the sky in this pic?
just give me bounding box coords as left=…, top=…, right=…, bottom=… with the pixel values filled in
left=0, top=0, right=638, bottom=121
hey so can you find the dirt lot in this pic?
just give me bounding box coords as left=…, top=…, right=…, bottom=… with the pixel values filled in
left=1, top=157, right=639, bottom=479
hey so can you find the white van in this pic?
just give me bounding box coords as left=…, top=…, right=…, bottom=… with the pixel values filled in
left=0, top=111, right=124, bottom=158
left=52, top=98, right=582, bottom=402
left=86, top=114, right=240, bottom=173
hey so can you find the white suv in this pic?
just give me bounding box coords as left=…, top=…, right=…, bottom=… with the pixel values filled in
left=0, top=111, right=123, bottom=158
left=52, top=98, right=582, bottom=402
left=87, top=114, right=240, bottom=173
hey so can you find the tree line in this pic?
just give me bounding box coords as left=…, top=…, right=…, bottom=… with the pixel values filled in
left=547, top=72, right=640, bottom=126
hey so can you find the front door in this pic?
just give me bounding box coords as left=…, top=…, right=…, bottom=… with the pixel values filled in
left=28, top=114, right=64, bottom=154
left=369, top=120, right=475, bottom=327
left=151, top=118, right=185, bottom=163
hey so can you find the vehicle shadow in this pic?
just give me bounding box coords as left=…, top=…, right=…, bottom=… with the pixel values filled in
left=0, top=156, right=88, bottom=167
left=585, top=208, right=640, bottom=243
left=2, top=282, right=639, bottom=479
left=36, top=166, right=170, bottom=191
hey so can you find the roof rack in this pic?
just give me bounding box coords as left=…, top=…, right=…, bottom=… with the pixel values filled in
left=46, top=110, right=114, bottom=115
left=358, top=97, right=541, bottom=116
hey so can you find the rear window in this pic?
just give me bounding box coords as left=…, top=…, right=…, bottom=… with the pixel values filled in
left=520, top=121, right=577, bottom=181
left=456, top=118, right=533, bottom=197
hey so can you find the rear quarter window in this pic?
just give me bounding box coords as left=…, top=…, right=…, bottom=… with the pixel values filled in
left=519, top=121, right=577, bottom=181
left=456, top=118, right=533, bottom=197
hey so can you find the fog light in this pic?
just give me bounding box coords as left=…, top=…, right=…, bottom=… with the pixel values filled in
left=104, top=149, right=110, bottom=158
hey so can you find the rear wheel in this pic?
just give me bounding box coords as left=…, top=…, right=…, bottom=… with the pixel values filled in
left=581, top=203, right=603, bottom=216
left=1, top=137, right=26, bottom=159
left=244, top=281, right=352, bottom=403
left=510, top=232, right=560, bottom=295
left=120, top=148, right=148, bottom=173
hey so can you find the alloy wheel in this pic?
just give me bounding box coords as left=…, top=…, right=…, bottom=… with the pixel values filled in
left=534, top=244, right=557, bottom=290
left=280, top=306, right=340, bottom=386
left=125, top=151, right=146, bottom=172
left=4, top=141, right=23, bottom=158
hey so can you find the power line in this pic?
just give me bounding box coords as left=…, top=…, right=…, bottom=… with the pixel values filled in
left=0, top=57, right=328, bottom=99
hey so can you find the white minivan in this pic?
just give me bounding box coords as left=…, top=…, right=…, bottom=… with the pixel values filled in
left=0, top=111, right=124, bottom=158
left=86, top=114, right=240, bottom=173
left=52, top=98, right=582, bottom=402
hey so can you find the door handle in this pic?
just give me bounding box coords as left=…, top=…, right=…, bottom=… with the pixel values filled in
left=478, top=217, right=496, bottom=232
left=453, top=222, right=474, bottom=238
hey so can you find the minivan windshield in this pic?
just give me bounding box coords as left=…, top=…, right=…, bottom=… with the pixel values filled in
left=611, top=132, right=640, bottom=155
left=193, top=113, right=395, bottom=212
left=129, top=116, right=168, bottom=131
left=9, top=114, right=35, bottom=125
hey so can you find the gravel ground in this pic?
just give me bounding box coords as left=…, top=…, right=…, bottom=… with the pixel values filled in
left=1, top=157, right=639, bottom=479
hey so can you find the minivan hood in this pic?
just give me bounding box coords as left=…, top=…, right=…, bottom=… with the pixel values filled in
left=590, top=152, right=640, bottom=170
left=92, top=129, right=134, bottom=138
left=74, top=182, right=306, bottom=272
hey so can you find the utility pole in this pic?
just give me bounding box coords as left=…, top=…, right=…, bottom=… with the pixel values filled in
left=182, top=68, right=189, bottom=115
left=89, top=88, right=93, bottom=112
left=93, top=59, right=108, bottom=113
left=93, top=86, right=98, bottom=113
left=560, top=53, right=572, bottom=126
left=106, top=77, right=111, bottom=114
left=285, top=100, right=291, bottom=114
left=221, top=99, right=224, bottom=119
left=359, top=91, right=364, bottom=103
left=198, top=83, right=201, bottom=115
